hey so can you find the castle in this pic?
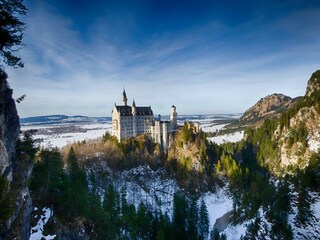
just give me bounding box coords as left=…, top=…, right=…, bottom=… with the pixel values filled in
left=111, top=89, right=178, bottom=151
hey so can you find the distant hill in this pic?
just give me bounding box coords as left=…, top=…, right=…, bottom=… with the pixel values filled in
left=239, top=93, right=300, bottom=127
left=20, top=114, right=241, bottom=126
left=20, top=115, right=111, bottom=126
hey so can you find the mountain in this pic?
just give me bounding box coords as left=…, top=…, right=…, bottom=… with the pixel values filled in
left=239, top=93, right=299, bottom=126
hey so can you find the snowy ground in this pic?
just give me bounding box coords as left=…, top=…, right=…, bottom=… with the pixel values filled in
left=21, top=114, right=240, bottom=148
left=202, top=188, right=233, bottom=229
left=201, top=123, right=228, bottom=133
left=114, top=166, right=235, bottom=233
left=21, top=122, right=112, bottom=148
left=30, top=207, right=55, bottom=240
left=115, top=165, right=179, bottom=217
left=207, top=131, right=244, bottom=145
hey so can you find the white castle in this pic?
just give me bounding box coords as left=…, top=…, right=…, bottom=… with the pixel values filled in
left=111, top=89, right=178, bottom=151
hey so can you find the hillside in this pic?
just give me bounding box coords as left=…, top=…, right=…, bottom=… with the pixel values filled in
left=239, top=93, right=299, bottom=127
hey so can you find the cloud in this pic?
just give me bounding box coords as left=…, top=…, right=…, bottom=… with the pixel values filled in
left=7, top=1, right=320, bottom=117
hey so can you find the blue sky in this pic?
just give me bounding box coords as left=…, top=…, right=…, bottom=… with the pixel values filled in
left=7, top=0, right=320, bottom=117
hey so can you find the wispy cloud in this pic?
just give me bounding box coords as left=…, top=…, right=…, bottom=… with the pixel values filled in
left=7, top=1, right=320, bottom=117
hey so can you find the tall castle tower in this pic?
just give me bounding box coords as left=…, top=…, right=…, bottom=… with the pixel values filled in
left=170, top=105, right=177, bottom=129
left=132, top=99, right=137, bottom=137
left=122, top=88, right=128, bottom=106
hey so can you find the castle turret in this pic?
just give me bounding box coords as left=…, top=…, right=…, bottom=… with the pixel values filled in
left=132, top=99, right=137, bottom=137
left=170, top=105, right=177, bottom=129
left=132, top=99, right=137, bottom=114
left=122, top=88, right=128, bottom=106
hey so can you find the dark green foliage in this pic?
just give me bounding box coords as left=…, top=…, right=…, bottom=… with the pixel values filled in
left=295, top=186, right=313, bottom=226
left=245, top=119, right=278, bottom=169
left=136, top=203, right=153, bottom=239
left=65, top=147, right=88, bottom=218
left=268, top=179, right=293, bottom=240
left=242, top=217, right=262, bottom=240
left=198, top=198, right=209, bottom=239
left=211, top=229, right=220, bottom=240
left=29, top=148, right=66, bottom=212
left=173, top=193, right=188, bottom=239
left=16, top=130, right=39, bottom=159
left=187, top=198, right=199, bottom=239
left=0, top=0, right=27, bottom=68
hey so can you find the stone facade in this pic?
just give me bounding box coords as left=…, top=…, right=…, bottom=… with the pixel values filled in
left=112, top=90, right=178, bottom=151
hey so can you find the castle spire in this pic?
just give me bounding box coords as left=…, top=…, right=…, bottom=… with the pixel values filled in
left=122, top=88, right=128, bottom=106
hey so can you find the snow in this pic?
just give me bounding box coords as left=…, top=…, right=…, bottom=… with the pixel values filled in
left=222, top=221, right=249, bottom=240
left=30, top=207, right=56, bottom=240
left=115, top=166, right=235, bottom=228
left=201, top=124, right=227, bottom=133
left=202, top=188, right=233, bottom=229
left=288, top=191, right=320, bottom=239
left=207, top=131, right=244, bottom=145
left=22, top=122, right=112, bottom=148
left=115, top=165, right=179, bottom=217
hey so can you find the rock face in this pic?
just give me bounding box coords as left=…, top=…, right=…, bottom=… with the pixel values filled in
left=213, top=210, right=233, bottom=232
left=277, top=70, right=320, bottom=167
left=0, top=71, right=20, bottom=178
left=240, top=93, right=297, bottom=126
left=0, top=70, right=32, bottom=240
left=306, top=70, right=320, bottom=97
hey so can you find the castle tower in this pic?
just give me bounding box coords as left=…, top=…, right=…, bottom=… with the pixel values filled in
left=122, top=88, right=128, bottom=106
left=132, top=99, right=137, bottom=137
left=170, top=105, right=177, bottom=129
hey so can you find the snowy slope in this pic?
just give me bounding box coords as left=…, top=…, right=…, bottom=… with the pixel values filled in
left=30, top=207, right=56, bottom=240
left=113, top=166, right=234, bottom=230
left=207, top=131, right=244, bottom=145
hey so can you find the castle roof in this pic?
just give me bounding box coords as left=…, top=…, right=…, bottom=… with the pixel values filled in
left=115, top=105, right=153, bottom=116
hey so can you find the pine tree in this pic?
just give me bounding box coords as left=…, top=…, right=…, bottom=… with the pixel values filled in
left=0, top=0, right=27, bottom=68
left=187, top=197, right=199, bottom=239
left=173, top=193, right=188, bottom=239
left=199, top=198, right=209, bottom=239
left=103, top=184, right=120, bottom=238
left=65, top=147, right=88, bottom=217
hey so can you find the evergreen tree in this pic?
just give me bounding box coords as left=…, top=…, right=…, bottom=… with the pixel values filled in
left=103, top=184, right=120, bottom=239
left=0, top=0, right=27, bottom=68
left=65, top=147, right=88, bottom=218
left=187, top=197, right=199, bottom=239
left=136, top=203, right=152, bottom=239
left=199, top=198, right=209, bottom=239
left=173, top=193, right=188, bottom=239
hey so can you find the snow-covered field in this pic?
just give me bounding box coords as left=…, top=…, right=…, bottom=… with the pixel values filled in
left=21, top=114, right=241, bottom=148
left=21, top=122, right=112, bottom=148
left=207, top=131, right=244, bottom=145
left=201, top=123, right=228, bottom=132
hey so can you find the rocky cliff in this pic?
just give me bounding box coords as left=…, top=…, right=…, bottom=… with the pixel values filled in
left=0, top=70, right=32, bottom=240
left=240, top=93, right=298, bottom=126
left=277, top=70, right=320, bottom=167
left=306, top=70, right=320, bottom=97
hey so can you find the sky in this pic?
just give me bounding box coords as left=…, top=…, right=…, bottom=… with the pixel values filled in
left=6, top=0, right=320, bottom=117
